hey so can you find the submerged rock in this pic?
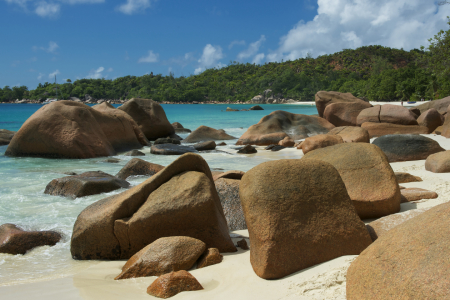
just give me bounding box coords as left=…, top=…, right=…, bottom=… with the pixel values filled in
left=45, top=171, right=130, bottom=198
left=0, top=224, right=62, bottom=255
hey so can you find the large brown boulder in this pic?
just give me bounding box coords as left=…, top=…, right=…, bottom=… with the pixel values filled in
left=115, top=236, right=205, bottom=279
left=414, top=96, right=450, bottom=114
left=425, top=150, right=450, bottom=173
left=5, top=101, right=148, bottom=158
left=182, top=126, right=236, bottom=143
left=417, top=108, right=443, bottom=133
left=118, top=98, right=174, bottom=140
left=361, top=122, right=429, bottom=138
left=301, top=134, right=343, bottom=155
left=372, top=134, right=445, bottom=162
left=366, top=208, right=429, bottom=241
left=236, top=111, right=335, bottom=145
left=438, top=104, right=450, bottom=138
left=323, top=101, right=372, bottom=126
left=215, top=178, right=247, bottom=231
left=44, top=171, right=130, bottom=198
left=315, top=91, right=368, bottom=117
left=71, top=153, right=236, bottom=260
left=347, top=202, right=450, bottom=299
left=0, top=224, right=62, bottom=255
left=239, top=159, right=372, bottom=279
left=327, top=126, right=370, bottom=143
left=147, top=270, right=203, bottom=298
left=0, top=129, right=15, bottom=146
left=116, top=158, right=164, bottom=180
left=357, top=104, right=418, bottom=126
left=303, top=143, right=401, bottom=219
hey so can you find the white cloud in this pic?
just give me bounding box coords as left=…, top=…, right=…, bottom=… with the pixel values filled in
left=49, top=69, right=60, bottom=79
left=35, top=1, right=60, bottom=18
left=195, top=44, right=224, bottom=74
left=107, top=67, right=113, bottom=72
left=268, top=0, right=450, bottom=61
left=237, top=35, right=266, bottom=60
left=138, top=50, right=159, bottom=63
left=87, top=67, right=104, bottom=79
left=116, top=0, right=155, bottom=15
left=228, top=40, right=246, bottom=49
left=252, top=53, right=265, bottom=65
left=5, top=0, right=104, bottom=18
left=33, top=41, right=59, bottom=53
left=37, top=73, right=44, bottom=80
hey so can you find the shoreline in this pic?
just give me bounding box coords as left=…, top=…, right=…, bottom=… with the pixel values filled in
left=1, top=133, right=449, bottom=299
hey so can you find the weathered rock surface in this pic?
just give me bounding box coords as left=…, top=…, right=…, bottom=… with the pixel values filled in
left=193, top=141, right=216, bottom=151
left=394, top=172, right=422, bottom=183
left=417, top=108, right=443, bottom=133
left=0, top=224, right=62, bottom=255
left=183, top=126, right=237, bottom=143
left=327, top=126, right=370, bottom=143
left=150, top=144, right=198, bottom=155
left=239, top=159, right=372, bottom=279
left=357, top=104, right=418, bottom=126
left=237, top=145, right=257, bottom=154
left=426, top=150, right=450, bottom=173
left=5, top=101, right=148, bottom=159
left=115, top=236, right=205, bottom=279
left=71, top=153, right=236, bottom=260
left=118, top=98, right=174, bottom=140
left=361, top=122, right=429, bottom=138
left=215, top=178, right=246, bottom=231
left=278, top=136, right=295, bottom=147
left=147, top=270, right=203, bottom=298
left=401, top=188, right=438, bottom=202
left=303, top=143, right=401, bottom=219
left=366, top=208, right=429, bottom=241
left=413, top=96, right=450, bottom=114
left=323, top=101, right=372, bottom=126
left=197, top=248, right=223, bottom=269
left=124, top=149, right=145, bottom=156
left=372, top=134, right=445, bottom=162
left=116, top=158, right=164, bottom=180
left=301, top=134, right=343, bottom=155
left=315, top=91, right=369, bottom=117
left=213, top=170, right=245, bottom=181
left=45, top=171, right=129, bottom=198
left=347, top=202, right=450, bottom=299
left=0, top=129, right=15, bottom=146
left=236, top=111, right=335, bottom=145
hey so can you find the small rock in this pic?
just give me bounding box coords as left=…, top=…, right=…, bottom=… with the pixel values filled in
left=249, top=105, right=264, bottom=110
left=237, top=238, right=249, bottom=250
left=265, top=144, right=277, bottom=150
left=394, top=172, right=423, bottom=183
left=401, top=188, right=438, bottom=202
left=154, top=138, right=181, bottom=145
left=278, top=136, right=295, bottom=147
left=216, top=142, right=227, bottom=146
left=64, top=171, right=77, bottom=176
left=237, top=145, right=257, bottom=154
left=104, top=158, right=120, bottom=163
left=124, top=149, right=145, bottom=156
left=150, top=144, right=198, bottom=155
left=226, top=107, right=239, bottom=111
left=116, top=158, right=164, bottom=180
left=147, top=270, right=203, bottom=299
left=0, top=224, right=62, bottom=255
left=425, top=150, right=450, bottom=173
left=193, top=141, right=216, bottom=151
left=271, top=145, right=286, bottom=151
left=197, top=248, right=223, bottom=269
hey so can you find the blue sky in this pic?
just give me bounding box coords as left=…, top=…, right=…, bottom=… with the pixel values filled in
left=1, top=0, right=450, bottom=90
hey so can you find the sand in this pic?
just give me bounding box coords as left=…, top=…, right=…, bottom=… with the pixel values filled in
left=2, top=133, right=450, bottom=300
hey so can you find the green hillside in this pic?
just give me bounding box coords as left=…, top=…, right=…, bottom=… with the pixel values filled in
left=2, top=22, right=450, bottom=103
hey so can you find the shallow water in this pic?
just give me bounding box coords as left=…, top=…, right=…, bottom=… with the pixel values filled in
left=0, top=103, right=316, bottom=286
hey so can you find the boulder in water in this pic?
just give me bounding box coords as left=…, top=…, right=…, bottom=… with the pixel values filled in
left=150, top=144, right=198, bottom=155
left=116, top=158, right=164, bottom=180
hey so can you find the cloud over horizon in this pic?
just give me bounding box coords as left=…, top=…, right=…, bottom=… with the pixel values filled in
left=138, top=50, right=159, bottom=63
left=195, top=44, right=225, bottom=75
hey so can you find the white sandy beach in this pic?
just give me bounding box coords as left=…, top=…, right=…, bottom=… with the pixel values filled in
left=2, top=133, right=450, bottom=300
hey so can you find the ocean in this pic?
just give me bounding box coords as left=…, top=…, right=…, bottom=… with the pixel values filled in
left=0, top=102, right=317, bottom=286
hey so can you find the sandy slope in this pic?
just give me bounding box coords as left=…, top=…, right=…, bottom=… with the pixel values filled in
left=1, top=133, right=449, bottom=300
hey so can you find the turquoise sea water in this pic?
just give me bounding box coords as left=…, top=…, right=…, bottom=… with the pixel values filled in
left=0, top=103, right=317, bottom=286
